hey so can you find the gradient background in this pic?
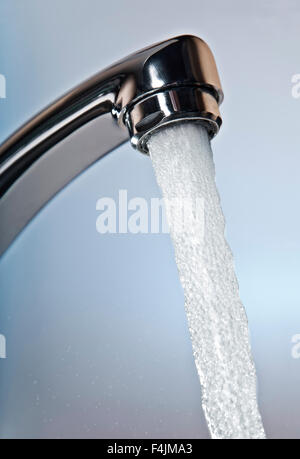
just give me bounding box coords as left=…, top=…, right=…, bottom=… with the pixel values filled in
left=0, top=0, right=299, bottom=439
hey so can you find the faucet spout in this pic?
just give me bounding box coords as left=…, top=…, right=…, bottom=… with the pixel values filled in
left=0, top=35, right=223, bottom=255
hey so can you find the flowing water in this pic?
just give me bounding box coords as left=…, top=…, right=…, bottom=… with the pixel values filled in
left=148, top=123, right=265, bottom=439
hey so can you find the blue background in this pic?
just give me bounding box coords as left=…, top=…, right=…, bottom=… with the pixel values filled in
left=0, top=0, right=299, bottom=438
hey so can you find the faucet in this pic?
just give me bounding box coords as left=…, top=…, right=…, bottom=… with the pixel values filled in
left=0, top=35, right=223, bottom=256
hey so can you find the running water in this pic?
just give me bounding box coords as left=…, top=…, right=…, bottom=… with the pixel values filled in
left=148, top=123, right=265, bottom=439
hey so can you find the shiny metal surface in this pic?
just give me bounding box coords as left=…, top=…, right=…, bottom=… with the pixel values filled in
left=0, top=117, right=126, bottom=256
left=127, top=87, right=221, bottom=152
left=0, top=34, right=223, bottom=255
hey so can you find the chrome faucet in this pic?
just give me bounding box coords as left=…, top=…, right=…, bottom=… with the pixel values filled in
left=0, top=35, right=223, bottom=255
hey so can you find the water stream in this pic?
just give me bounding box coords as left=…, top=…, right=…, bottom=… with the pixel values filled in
left=148, top=123, right=265, bottom=439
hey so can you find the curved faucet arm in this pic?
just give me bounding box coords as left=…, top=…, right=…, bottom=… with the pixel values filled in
left=0, top=91, right=121, bottom=197
left=0, top=34, right=223, bottom=256
left=0, top=34, right=223, bottom=198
